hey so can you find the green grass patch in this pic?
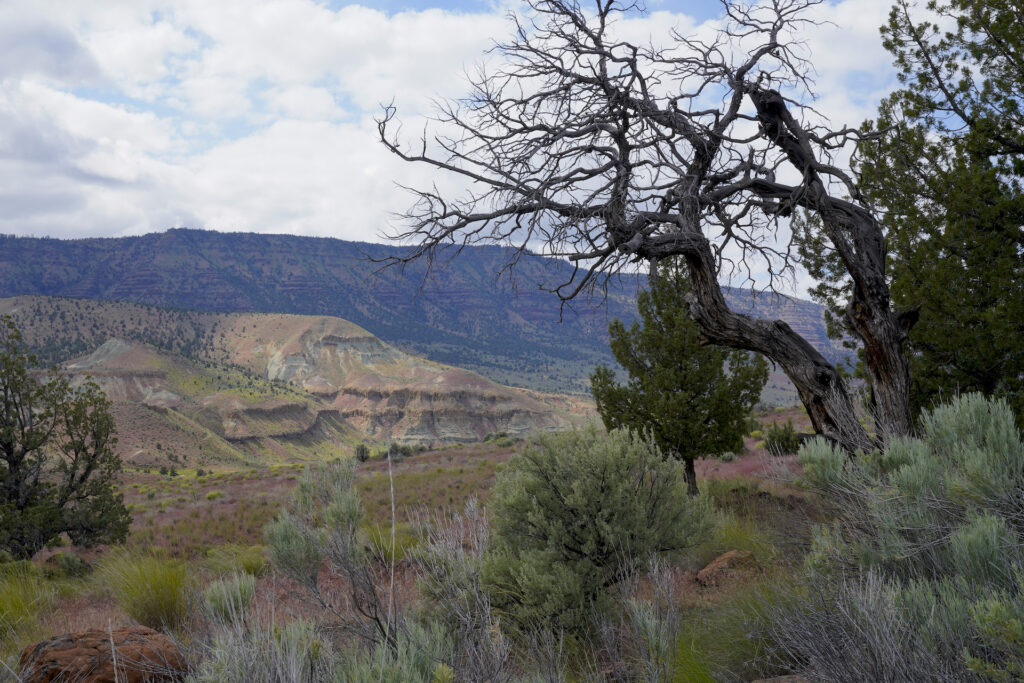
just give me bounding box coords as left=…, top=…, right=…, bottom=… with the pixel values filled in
left=0, top=563, right=55, bottom=658
left=363, top=523, right=418, bottom=563
left=205, top=544, right=269, bottom=577
left=97, top=553, right=191, bottom=630
left=673, top=573, right=801, bottom=681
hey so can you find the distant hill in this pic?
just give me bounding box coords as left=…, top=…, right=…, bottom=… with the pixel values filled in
left=0, top=296, right=590, bottom=466
left=0, top=229, right=846, bottom=397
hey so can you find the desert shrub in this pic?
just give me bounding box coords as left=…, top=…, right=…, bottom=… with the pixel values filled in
left=744, top=415, right=761, bottom=435
left=482, top=426, right=711, bottom=633
left=98, top=553, right=191, bottom=630
left=411, top=500, right=510, bottom=681
left=762, top=419, right=800, bottom=456
left=762, top=394, right=1024, bottom=680
left=44, top=552, right=90, bottom=579
left=190, top=616, right=332, bottom=683
left=354, top=443, right=370, bottom=462
left=205, top=490, right=224, bottom=501
left=332, top=619, right=450, bottom=683
left=264, top=460, right=401, bottom=648
left=203, top=572, right=256, bottom=625
left=206, top=544, right=268, bottom=577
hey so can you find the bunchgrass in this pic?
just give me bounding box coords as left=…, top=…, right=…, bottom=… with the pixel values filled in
left=97, top=552, right=191, bottom=631
left=203, top=572, right=256, bottom=625
left=0, top=563, right=55, bottom=663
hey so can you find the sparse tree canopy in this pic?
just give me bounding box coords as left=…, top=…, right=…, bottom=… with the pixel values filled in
left=380, top=0, right=916, bottom=453
left=591, top=262, right=767, bottom=494
left=0, top=316, right=130, bottom=560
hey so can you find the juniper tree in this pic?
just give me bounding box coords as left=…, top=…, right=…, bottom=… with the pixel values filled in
left=591, top=263, right=767, bottom=494
left=801, top=0, right=1024, bottom=424
left=0, top=316, right=130, bottom=560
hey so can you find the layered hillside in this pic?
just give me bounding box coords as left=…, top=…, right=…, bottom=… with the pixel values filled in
left=0, top=230, right=849, bottom=395
left=0, top=296, right=590, bottom=466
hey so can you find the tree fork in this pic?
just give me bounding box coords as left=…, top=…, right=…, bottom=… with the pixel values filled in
left=670, top=238, right=874, bottom=454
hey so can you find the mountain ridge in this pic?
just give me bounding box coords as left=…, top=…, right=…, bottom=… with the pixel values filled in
left=0, top=229, right=846, bottom=397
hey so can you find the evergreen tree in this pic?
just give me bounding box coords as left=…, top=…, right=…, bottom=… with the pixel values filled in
left=590, top=264, right=768, bottom=495
left=0, top=316, right=130, bottom=559
left=800, top=0, right=1024, bottom=423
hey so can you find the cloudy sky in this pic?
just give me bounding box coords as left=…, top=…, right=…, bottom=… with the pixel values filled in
left=1, top=0, right=899, bottom=261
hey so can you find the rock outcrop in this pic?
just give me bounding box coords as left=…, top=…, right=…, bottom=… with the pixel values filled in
left=18, top=625, right=188, bottom=682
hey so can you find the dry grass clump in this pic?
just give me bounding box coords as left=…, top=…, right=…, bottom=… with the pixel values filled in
left=97, top=552, right=191, bottom=630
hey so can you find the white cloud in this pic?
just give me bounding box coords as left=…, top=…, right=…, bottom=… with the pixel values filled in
left=0, top=0, right=898, bottom=299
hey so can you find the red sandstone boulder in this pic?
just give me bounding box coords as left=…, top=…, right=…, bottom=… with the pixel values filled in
left=18, top=625, right=188, bottom=682
left=695, top=549, right=760, bottom=586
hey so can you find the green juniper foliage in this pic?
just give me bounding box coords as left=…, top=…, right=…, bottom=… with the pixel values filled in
left=0, top=316, right=130, bottom=560
left=482, top=426, right=711, bottom=633
left=591, top=263, right=767, bottom=494
left=798, top=0, right=1024, bottom=424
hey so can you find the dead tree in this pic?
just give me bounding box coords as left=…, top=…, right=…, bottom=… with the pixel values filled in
left=377, top=0, right=914, bottom=452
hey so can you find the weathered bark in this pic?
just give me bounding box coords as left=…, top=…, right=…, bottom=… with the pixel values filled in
left=633, top=230, right=875, bottom=453
left=747, top=87, right=913, bottom=444
left=683, top=457, right=699, bottom=496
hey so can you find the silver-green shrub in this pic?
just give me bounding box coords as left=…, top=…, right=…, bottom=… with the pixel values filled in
left=189, top=617, right=331, bottom=683
left=203, top=572, right=255, bottom=625
left=412, top=499, right=511, bottom=681
left=765, top=394, right=1024, bottom=680
left=482, top=426, right=711, bottom=633
left=263, top=460, right=401, bottom=649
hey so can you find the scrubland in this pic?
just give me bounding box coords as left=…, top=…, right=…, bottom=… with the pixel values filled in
left=4, top=397, right=1021, bottom=681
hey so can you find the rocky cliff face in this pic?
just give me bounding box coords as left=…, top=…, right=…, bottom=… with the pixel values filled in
left=1, top=296, right=589, bottom=465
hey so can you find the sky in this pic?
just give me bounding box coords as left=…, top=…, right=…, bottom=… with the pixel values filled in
left=0, top=0, right=901, bottom=293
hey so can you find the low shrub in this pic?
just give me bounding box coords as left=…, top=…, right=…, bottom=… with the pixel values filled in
left=205, top=490, right=224, bottom=501
left=483, top=426, right=711, bottom=633
left=264, top=460, right=402, bottom=647
left=763, top=394, right=1024, bottom=680
left=206, top=544, right=268, bottom=577
left=763, top=419, right=800, bottom=456
left=98, top=553, right=191, bottom=630
left=204, top=572, right=256, bottom=625
left=190, top=616, right=333, bottom=682
left=43, top=552, right=90, bottom=579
